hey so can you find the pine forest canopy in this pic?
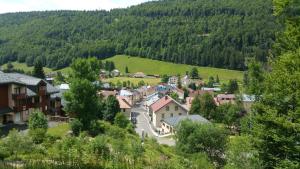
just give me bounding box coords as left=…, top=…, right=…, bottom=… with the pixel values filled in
left=0, top=0, right=279, bottom=70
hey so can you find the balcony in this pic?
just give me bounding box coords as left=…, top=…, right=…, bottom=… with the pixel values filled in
left=12, top=93, right=27, bottom=100
left=13, top=105, right=27, bottom=112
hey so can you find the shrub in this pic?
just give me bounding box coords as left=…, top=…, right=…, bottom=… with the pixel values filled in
left=28, top=111, right=48, bottom=130
left=88, top=120, right=104, bottom=137
left=70, top=118, right=83, bottom=136
left=114, top=113, right=130, bottom=128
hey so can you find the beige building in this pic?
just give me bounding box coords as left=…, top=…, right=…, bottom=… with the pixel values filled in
left=149, top=95, right=188, bottom=129
left=117, top=96, right=132, bottom=118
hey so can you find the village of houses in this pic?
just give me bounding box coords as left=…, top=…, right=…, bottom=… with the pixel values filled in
left=0, top=69, right=254, bottom=145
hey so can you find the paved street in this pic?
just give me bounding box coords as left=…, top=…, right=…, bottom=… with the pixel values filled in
left=133, top=102, right=175, bottom=146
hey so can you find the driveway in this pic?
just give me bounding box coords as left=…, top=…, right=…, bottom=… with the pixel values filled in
left=132, top=102, right=175, bottom=146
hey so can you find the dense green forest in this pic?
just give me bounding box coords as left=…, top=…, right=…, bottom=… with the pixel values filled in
left=0, top=0, right=278, bottom=70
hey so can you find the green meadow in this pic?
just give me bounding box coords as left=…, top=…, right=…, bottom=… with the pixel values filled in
left=105, top=55, right=244, bottom=82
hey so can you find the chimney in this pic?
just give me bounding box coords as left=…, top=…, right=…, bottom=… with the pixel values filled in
left=165, top=95, right=168, bottom=100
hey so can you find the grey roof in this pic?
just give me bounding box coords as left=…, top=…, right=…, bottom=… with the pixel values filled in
left=6, top=73, right=59, bottom=94
left=0, top=72, right=25, bottom=85
left=163, top=115, right=210, bottom=127
left=7, top=73, right=43, bottom=86
left=0, top=107, right=13, bottom=116
left=26, top=88, right=37, bottom=97
left=46, top=81, right=59, bottom=94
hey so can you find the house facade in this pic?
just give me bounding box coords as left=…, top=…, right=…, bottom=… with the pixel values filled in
left=0, top=72, right=60, bottom=125
left=149, top=95, right=188, bottom=129
left=117, top=96, right=132, bottom=118
left=214, top=93, right=236, bottom=106
left=168, top=76, right=178, bottom=85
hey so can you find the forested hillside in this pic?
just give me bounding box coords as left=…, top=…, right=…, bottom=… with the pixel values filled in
left=0, top=0, right=278, bottom=70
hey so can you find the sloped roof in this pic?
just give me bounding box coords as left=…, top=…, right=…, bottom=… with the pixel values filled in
left=150, top=95, right=187, bottom=112
left=7, top=73, right=43, bottom=86
left=117, top=96, right=132, bottom=109
left=0, top=107, right=13, bottom=116
left=0, top=72, right=25, bottom=85
left=7, top=73, right=59, bottom=94
left=163, top=115, right=210, bottom=127
left=217, top=94, right=236, bottom=99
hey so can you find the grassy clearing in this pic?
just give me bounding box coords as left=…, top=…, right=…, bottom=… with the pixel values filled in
left=105, top=55, right=244, bottom=82
left=103, top=77, right=161, bottom=86
left=47, top=123, right=70, bottom=138
left=1, top=62, right=53, bottom=74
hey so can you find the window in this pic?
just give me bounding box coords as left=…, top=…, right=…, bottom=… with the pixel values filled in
left=179, top=113, right=182, bottom=116
left=166, top=106, right=169, bottom=111
left=14, top=87, right=21, bottom=94
left=175, top=106, right=178, bottom=111
left=123, top=109, right=126, bottom=112
left=161, top=113, right=165, bottom=119
left=170, top=113, right=173, bottom=117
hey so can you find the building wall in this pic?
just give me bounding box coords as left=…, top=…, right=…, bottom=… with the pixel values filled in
left=122, top=108, right=131, bottom=119
left=0, top=85, right=8, bottom=108
left=152, top=102, right=187, bottom=128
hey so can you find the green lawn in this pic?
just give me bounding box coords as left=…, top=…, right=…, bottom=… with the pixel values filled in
left=104, top=77, right=161, bottom=86
left=47, top=123, right=70, bottom=138
left=1, top=62, right=53, bottom=74
left=105, top=55, right=244, bottom=82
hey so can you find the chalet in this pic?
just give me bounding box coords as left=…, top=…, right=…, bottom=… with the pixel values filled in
left=168, top=76, right=178, bottom=85
left=214, top=93, right=236, bottom=106
left=98, top=90, right=118, bottom=99
left=133, top=72, right=146, bottom=78
left=119, top=89, right=142, bottom=105
left=189, top=89, right=214, bottom=98
left=149, top=95, right=188, bottom=129
left=181, top=75, right=191, bottom=87
left=0, top=72, right=60, bottom=125
left=161, top=115, right=210, bottom=134
left=117, top=96, right=132, bottom=118
left=111, top=69, right=120, bottom=77
left=201, top=87, right=221, bottom=92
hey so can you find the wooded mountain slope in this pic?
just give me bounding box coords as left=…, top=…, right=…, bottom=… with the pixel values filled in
left=0, top=0, right=278, bottom=70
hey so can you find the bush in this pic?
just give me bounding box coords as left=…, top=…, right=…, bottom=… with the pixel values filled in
left=88, top=120, right=104, bottom=137
left=28, top=111, right=48, bottom=130
left=114, top=113, right=130, bottom=128
left=70, top=119, right=83, bottom=136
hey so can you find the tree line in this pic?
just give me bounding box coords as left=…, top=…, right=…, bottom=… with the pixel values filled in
left=0, top=0, right=278, bottom=70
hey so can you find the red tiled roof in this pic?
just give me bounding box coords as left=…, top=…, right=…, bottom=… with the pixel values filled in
left=150, top=96, right=173, bottom=112
left=117, top=96, right=132, bottom=109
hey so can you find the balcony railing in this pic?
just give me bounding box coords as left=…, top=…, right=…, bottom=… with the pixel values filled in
left=13, top=105, right=27, bottom=112
left=12, top=93, right=27, bottom=100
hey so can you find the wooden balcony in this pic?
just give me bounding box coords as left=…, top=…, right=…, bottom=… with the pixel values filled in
left=12, top=93, right=27, bottom=100
left=13, top=105, right=27, bottom=112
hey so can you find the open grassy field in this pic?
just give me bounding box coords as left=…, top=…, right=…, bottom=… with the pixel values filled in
left=103, top=77, right=161, bottom=86
left=1, top=62, right=53, bottom=74
left=105, top=55, right=244, bottom=82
